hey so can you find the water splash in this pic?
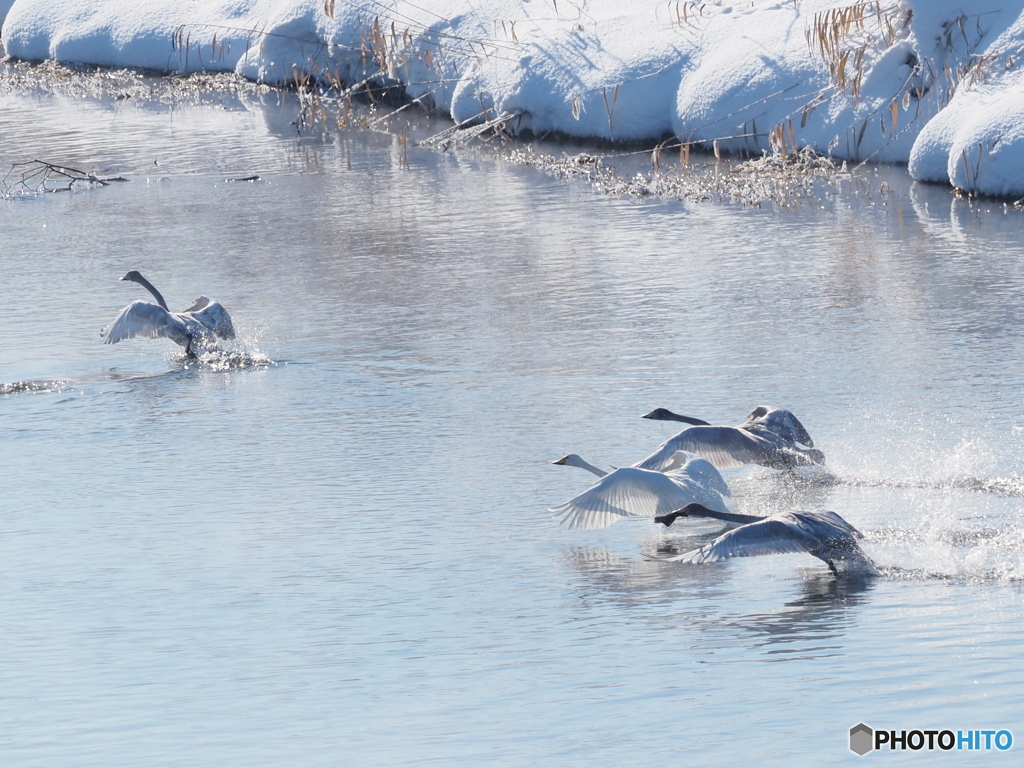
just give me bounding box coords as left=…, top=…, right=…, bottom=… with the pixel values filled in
left=187, top=347, right=276, bottom=371
left=820, top=431, right=1024, bottom=497
left=835, top=472, right=1024, bottom=498
left=878, top=565, right=1024, bottom=583
left=863, top=521, right=1024, bottom=582
left=170, top=323, right=276, bottom=371
left=0, top=379, right=70, bottom=396
left=834, top=430, right=1024, bottom=580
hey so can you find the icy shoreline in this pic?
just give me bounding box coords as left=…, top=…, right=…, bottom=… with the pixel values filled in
left=2, top=1, right=1024, bottom=196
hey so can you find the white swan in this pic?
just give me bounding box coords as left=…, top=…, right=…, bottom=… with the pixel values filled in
left=550, top=453, right=732, bottom=530
left=651, top=503, right=876, bottom=576
left=102, top=271, right=235, bottom=357
left=638, top=405, right=825, bottom=471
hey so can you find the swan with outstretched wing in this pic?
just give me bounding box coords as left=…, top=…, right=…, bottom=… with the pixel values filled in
left=550, top=452, right=732, bottom=530
left=102, top=271, right=235, bottom=357
left=639, top=405, right=824, bottom=471
left=649, top=503, right=875, bottom=576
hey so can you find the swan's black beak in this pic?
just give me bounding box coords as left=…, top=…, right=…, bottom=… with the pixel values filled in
left=656, top=503, right=712, bottom=526
left=655, top=509, right=688, bottom=526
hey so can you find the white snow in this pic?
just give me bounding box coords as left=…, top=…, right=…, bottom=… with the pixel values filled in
left=3, top=0, right=1024, bottom=196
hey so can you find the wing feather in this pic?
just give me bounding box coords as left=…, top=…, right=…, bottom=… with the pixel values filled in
left=182, top=296, right=211, bottom=312
left=635, top=426, right=768, bottom=471
left=664, top=516, right=819, bottom=563
left=102, top=301, right=188, bottom=345
left=551, top=466, right=729, bottom=531
left=800, top=510, right=862, bottom=539
left=743, top=407, right=815, bottom=447
left=186, top=301, right=235, bottom=339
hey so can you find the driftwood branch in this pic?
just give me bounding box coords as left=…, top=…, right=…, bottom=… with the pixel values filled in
left=1, top=160, right=128, bottom=197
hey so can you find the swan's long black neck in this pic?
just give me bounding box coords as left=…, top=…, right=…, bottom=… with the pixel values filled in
left=642, top=408, right=711, bottom=426
left=130, top=273, right=169, bottom=311
left=655, top=503, right=762, bottom=527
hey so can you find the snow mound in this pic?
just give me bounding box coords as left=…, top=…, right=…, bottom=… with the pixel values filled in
left=3, top=0, right=1024, bottom=196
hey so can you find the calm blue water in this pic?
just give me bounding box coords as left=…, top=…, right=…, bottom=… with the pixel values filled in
left=2, top=82, right=1024, bottom=766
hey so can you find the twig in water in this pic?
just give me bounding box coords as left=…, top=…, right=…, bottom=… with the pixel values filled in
left=0, top=160, right=128, bottom=198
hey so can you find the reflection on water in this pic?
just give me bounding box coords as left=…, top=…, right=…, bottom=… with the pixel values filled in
left=730, top=573, right=875, bottom=661
left=565, top=542, right=734, bottom=600
left=2, top=84, right=1024, bottom=766
left=565, top=544, right=874, bottom=665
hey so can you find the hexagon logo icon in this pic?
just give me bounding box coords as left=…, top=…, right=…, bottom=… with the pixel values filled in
left=850, top=723, right=874, bottom=756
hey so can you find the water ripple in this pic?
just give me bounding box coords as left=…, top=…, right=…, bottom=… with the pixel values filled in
left=1, top=379, right=70, bottom=396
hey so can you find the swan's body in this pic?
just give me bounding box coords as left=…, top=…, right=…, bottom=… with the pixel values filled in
left=102, top=271, right=235, bottom=356
left=550, top=453, right=732, bottom=530
left=639, top=405, right=824, bottom=471
left=652, top=503, right=875, bottom=576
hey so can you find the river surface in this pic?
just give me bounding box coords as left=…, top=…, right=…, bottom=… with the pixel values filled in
left=2, top=79, right=1024, bottom=766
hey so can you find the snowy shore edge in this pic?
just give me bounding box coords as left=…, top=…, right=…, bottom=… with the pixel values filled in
left=2, top=1, right=1023, bottom=197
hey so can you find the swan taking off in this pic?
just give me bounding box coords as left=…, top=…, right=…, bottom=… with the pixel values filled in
left=550, top=452, right=732, bottom=530
left=651, top=503, right=875, bottom=576
left=638, top=405, right=825, bottom=471
left=102, top=271, right=235, bottom=357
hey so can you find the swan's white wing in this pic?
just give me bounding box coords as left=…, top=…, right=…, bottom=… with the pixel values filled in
left=799, top=510, right=862, bottom=539
left=550, top=467, right=726, bottom=530
left=102, top=301, right=188, bottom=345
left=635, top=426, right=770, bottom=471
left=664, top=516, right=820, bottom=563
left=657, top=450, right=692, bottom=473
left=186, top=301, right=235, bottom=339
left=743, top=406, right=815, bottom=447
left=182, top=296, right=211, bottom=312
left=675, top=456, right=732, bottom=498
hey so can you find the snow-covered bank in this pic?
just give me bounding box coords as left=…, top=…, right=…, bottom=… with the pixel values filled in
left=2, top=1, right=1023, bottom=196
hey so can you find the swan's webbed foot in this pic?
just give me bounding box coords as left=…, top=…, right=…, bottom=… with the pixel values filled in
left=827, top=559, right=839, bottom=577
left=654, top=512, right=679, bottom=527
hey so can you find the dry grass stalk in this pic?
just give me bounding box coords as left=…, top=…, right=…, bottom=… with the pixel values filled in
left=958, top=52, right=1001, bottom=90
left=808, top=1, right=911, bottom=100
left=398, top=130, right=411, bottom=169
left=497, top=20, right=519, bottom=42
left=602, top=85, right=619, bottom=136
left=669, top=2, right=706, bottom=27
